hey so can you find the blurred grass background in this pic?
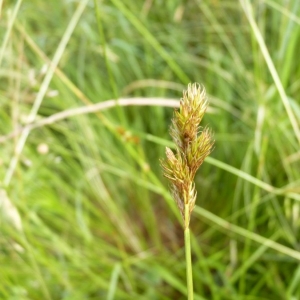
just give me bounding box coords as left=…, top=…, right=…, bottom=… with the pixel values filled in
left=1, top=0, right=300, bottom=299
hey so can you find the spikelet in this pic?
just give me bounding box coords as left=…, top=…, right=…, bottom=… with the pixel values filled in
left=161, top=83, right=214, bottom=228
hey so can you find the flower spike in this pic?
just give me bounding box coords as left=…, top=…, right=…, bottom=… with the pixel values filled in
left=161, top=83, right=214, bottom=228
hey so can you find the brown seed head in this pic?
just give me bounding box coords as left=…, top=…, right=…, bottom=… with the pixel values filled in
left=161, top=83, right=214, bottom=228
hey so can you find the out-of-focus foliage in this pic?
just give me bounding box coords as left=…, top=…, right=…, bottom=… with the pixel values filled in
left=1, top=0, right=300, bottom=299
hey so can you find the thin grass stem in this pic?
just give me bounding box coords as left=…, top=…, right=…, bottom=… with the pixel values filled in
left=185, top=204, right=194, bottom=300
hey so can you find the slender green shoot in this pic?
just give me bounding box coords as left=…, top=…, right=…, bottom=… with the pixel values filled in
left=161, top=83, right=214, bottom=299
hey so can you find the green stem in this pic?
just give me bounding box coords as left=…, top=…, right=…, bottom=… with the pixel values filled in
left=185, top=205, right=194, bottom=300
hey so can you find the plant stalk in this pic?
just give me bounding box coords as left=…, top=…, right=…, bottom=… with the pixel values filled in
left=185, top=204, right=194, bottom=300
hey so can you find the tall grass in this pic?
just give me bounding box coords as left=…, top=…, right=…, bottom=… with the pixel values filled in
left=1, top=0, right=300, bottom=299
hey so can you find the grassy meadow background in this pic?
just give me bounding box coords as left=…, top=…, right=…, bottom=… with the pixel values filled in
left=1, top=0, right=300, bottom=299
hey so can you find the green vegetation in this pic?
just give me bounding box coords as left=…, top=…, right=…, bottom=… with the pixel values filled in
left=1, top=0, right=300, bottom=299
left=161, top=83, right=214, bottom=300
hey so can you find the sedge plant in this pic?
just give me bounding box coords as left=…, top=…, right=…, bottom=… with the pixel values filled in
left=161, top=83, right=214, bottom=300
